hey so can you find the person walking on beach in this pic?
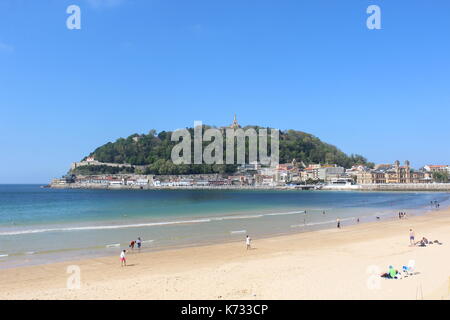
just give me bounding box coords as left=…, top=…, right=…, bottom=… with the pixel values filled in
left=409, top=229, right=415, bottom=246
left=120, top=250, right=127, bottom=267
left=246, top=235, right=251, bottom=250
left=336, top=218, right=341, bottom=229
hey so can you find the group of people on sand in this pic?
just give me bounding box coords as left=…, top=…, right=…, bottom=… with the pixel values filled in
left=381, top=264, right=415, bottom=280
left=409, top=228, right=442, bottom=247
left=120, top=235, right=253, bottom=266
left=120, top=237, right=144, bottom=267
left=381, top=228, right=446, bottom=279
left=381, top=265, right=403, bottom=279
left=415, top=237, right=442, bottom=247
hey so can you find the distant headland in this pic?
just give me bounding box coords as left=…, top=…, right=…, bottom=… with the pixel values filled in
left=49, top=117, right=450, bottom=191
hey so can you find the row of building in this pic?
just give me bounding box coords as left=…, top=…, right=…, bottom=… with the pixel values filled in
left=287, top=161, right=448, bottom=185
left=227, top=160, right=449, bottom=186
left=52, top=160, right=449, bottom=188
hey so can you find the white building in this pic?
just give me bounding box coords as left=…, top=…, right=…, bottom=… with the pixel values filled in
left=318, top=166, right=345, bottom=182
left=135, top=178, right=149, bottom=186
left=423, top=165, right=450, bottom=174
left=153, top=180, right=161, bottom=187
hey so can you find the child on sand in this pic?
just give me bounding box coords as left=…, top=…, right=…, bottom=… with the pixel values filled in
left=120, top=250, right=127, bottom=267
left=246, top=235, right=251, bottom=250
left=409, top=229, right=415, bottom=246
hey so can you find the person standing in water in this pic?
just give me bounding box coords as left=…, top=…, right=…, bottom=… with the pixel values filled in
left=137, top=237, right=142, bottom=250
left=246, top=235, right=251, bottom=250
left=337, top=218, right=341, bottom=229
left=120, top=250, right=127, bottom=267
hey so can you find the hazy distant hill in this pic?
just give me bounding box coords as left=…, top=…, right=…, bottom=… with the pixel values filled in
left=71, top=126, right=373, bottom=175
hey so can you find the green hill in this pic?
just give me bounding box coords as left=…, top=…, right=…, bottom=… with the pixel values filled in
left=71, top=126, right=373, bottom=175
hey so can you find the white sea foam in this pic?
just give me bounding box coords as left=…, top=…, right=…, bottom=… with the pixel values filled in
left=0, top=254, right=8, bottom=258
left=0, top=218, right=213, bottom=236
left=290, top=218, right=356, bottom=228
left=230, top=230, right=247, bottom=234
left=213, top=215, right=262, bottom=221
left=214, top=210, right=305, bottom=221
left=265, top=210, right=305, bottom=216
left=0, top=210, right=312, bottom=237
left=106, top=243, right=121, bottom=248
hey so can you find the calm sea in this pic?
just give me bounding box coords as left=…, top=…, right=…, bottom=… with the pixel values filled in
left=0, top=185, right=449, bottom=268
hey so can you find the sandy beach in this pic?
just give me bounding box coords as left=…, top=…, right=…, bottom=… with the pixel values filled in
left=1, top=207, right=450, bottom=300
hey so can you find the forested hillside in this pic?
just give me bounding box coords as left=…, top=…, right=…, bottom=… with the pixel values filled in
left=72, top=126, right=373, bottom=175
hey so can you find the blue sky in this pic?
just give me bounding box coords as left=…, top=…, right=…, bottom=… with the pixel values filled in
left=0, top=0, right=449, bottom=183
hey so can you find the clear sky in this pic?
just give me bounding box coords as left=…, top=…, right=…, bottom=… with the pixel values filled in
left=0, top=0, right=449, bottom=183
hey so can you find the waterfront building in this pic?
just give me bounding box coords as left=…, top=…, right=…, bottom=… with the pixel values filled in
left=317, top=166, right=345, bottom=182
left=423, top=165, right=450, bottom=174
left=349, top=161, right=432, bottom=184
left=301, top=164, right=343, bottom=182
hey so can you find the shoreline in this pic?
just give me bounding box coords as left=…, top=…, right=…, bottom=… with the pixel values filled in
left=1, top=195, right=444, bottom=270
left=2, top=206, right=450, bottom=299
left=49, top=183, right=450, bottom=192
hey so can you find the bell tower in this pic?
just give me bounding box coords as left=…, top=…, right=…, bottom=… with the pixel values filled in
left=230, top=114, right=241, bottom=129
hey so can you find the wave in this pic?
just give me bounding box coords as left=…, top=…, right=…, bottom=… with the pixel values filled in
left=212, top=215, right=262, bottom=221
left=290, top=217, right=357, bottom=228
left=0, top=210, right=309, bottom=236
left=0, top=218, right=213, bottom=236
left=265, top=210, right=306, bottom=216
left=230, top=230, right=247, bottom=234
left=106, top=243, right=121, bottom=248
left=212, top=210, right=305, bottom=221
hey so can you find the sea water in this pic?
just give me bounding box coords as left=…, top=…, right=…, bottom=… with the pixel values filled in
left=0, top=185, right=449, bottom=268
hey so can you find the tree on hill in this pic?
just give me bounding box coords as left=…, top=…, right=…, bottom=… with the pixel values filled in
left=75, top=126, right=373, bottom=175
